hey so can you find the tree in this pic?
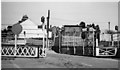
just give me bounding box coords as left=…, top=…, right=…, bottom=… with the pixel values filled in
left=81, top=32, right=86, bottom=39
left=2, top=27, right=15, bottom=42
left=56, top=27, right=60, bottom=36
left=115, top=25, right=118, bottom=31
left=79, top=21, right=86, bottom=28
left=41, top=16, right=45, bottom=23
left=95, top=25, right=100, bottom=31
left=2, top=29, right=7, bottom=38
left=92, top=23, right=95, bottom=29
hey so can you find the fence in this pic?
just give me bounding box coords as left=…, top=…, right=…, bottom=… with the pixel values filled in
left=1, top=44, right=38, bottom=57
left=57, top=35, right=94, bottom=56
left=1, top=32, right=46, bottom=58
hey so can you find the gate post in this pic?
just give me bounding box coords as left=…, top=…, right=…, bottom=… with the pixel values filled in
left=14, top=34, right=17, bottom=56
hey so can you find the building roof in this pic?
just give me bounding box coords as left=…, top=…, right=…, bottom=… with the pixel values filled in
left=18, top=18, right=51, bottom=38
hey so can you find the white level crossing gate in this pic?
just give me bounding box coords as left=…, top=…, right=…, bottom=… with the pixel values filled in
left=1, top=44, right=39, bottom=57
left=96, top=47, right=117, bottom=56
left=1, top=15, right=49, bottom=58
left=1, top=21, right=46, bottom=58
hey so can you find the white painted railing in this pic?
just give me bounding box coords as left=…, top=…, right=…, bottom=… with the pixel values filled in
left=96, top=47, right=117, bottom=56
left=1, top=44, right=39, bottom=57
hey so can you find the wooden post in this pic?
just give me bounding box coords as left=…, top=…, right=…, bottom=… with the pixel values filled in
left=59, top=31, right=61, bottom=53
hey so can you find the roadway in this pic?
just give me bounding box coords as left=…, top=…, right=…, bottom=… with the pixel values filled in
left=1, top=49, right=119, bottom=69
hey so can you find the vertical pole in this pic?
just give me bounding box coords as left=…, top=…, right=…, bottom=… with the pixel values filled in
left=46, top=30, right=48, bottom=49
left=83, top=39, right=84, bottom=55
left=59, top=31, right=61, bottom=53
left=108, top=22, right=111, bottom=46
left=48, top=39, right=49, bottom=49
left=43, top=23, right=45, bottom=52
left=117, top=31, right=119, bottom=48
left=96, top=39, right=98, bottom=47
left=108, top=22, right=110, bottom=33
left=73, top=36, right=75, bottom=54
left=93, top=30, right=94, bottom=56
left=47, top=10, right=50, bottom=49
left=41, top=16, right=45, bottom=57
left=14, top=34, right=17, bottom=56
left=74, top=36, right=76, bottom=55
left=24, top=31, right=26, bottom=44
left=112, top=39, right=114, bottom=46
left=46, top=34, right=47, bottom=49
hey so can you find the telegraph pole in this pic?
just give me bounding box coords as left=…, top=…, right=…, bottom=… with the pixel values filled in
left=93, top=28, right=95, bottom=56
left=47, top=10, right=50, bottom=49
left=108, top=22, right=111, bottom=46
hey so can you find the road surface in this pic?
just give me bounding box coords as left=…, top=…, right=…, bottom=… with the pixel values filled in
left=1, top=49, right=119, bottom=68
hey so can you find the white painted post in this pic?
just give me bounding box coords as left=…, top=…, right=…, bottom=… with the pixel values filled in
left=14, top=34, right=17, bottom=56
left=96, top=38, right=98, bottom=56
left=96, top=39, right=98, bottom=47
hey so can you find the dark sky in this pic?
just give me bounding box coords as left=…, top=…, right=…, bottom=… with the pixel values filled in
left=1, top=2, right=118, bottom=30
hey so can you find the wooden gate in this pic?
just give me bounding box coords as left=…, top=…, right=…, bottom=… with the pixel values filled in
left=96, top=47, right=117, bottom=56
left=1, top=43, right=39, bottom=57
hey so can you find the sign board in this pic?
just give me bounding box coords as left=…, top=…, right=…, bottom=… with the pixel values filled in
left=12, top=23, right=22, bottom=35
